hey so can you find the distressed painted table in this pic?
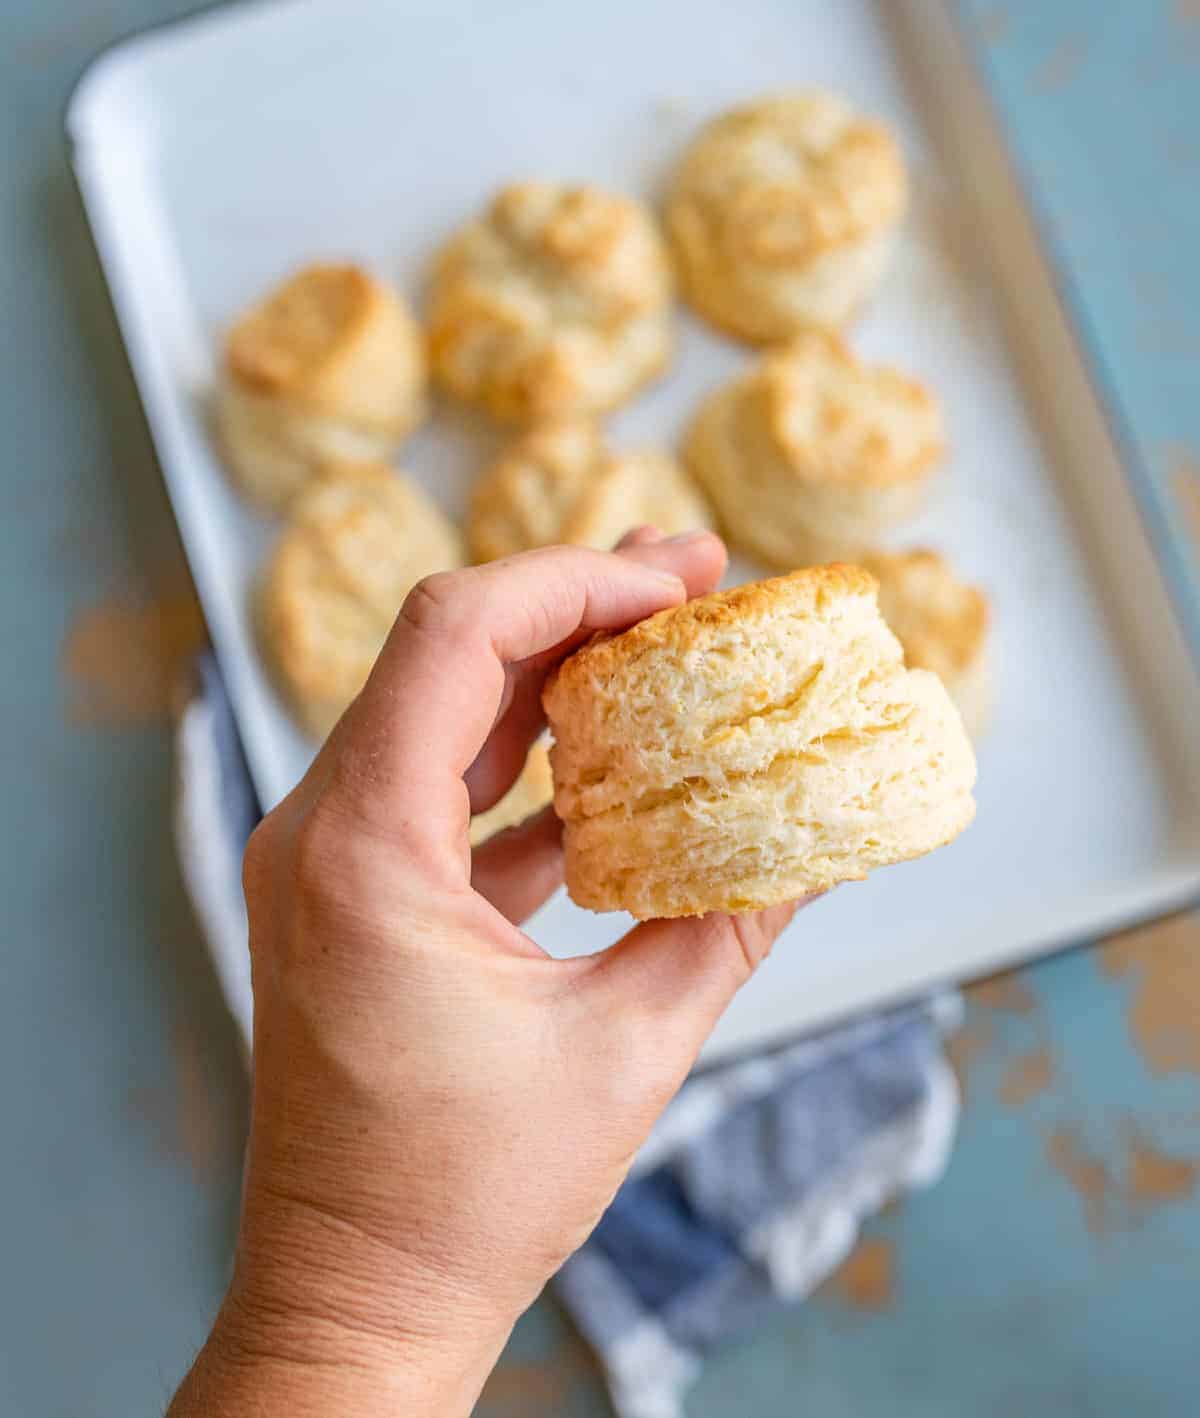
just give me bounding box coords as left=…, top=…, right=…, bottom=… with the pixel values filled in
left=2, top=2, right=1199, bottom=1413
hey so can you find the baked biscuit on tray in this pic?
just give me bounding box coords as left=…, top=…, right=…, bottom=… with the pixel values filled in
left=429, top=182, right=673, bottom=423
left=468, top=421, right=710, bottom=561
left=667, top=90, right=907, bottom=341
left=216, top=263, right=427, bottom=511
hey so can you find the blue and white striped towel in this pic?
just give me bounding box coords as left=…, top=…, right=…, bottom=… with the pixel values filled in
left=174, top=652, right=961, bottom=1418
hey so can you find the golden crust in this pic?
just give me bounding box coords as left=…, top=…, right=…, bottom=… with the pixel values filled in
left=547, top=565, right=876, bottom=697
left=543, top=564, right=976, bottom=918
left=863, top=550, right=987, bottom=677
left=261, top=460, right=462, bottom=738
left=758, top=331, right=941, bottom=488
left=225, top=263, right=426, bottom=425
left=428, top=182, right=674, bottom=422
left=468, top=421, right=711, bottom=561
left=684, top=333, right=941, bottom=566
left=218, top=264, right=427, bottom=511
left=228, top=265, right=374, bottom=394
left=863, top=549, right=990, bottom=735
left=667, top=91, right=907, bottom=342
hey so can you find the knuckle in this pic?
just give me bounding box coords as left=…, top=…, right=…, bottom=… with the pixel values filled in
left=287, top=795, right=390, bottom=928
left=241, top=816, right=277, bottom=898
left=400, top=571, right=473, bottom=636
left=291, top=799, right=350, bottom=888
left=723, top=912, right=775, bottom=980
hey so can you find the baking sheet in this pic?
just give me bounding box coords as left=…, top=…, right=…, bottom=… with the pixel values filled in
left=68, top=0, right=1200, bottom=1061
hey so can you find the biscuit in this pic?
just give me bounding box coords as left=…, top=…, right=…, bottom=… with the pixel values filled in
left=684, top=331, right=942, bottom=567
left=468, top=740, right=555, bottom=846
left=543, top=565, right=976, bottom=919
left=468, top=421, right=711, bottom=561
left=428, top=183, right=674, bottom=422
left=216, top=264, right=427, bottom=511
left=666, top=91, right=907, bottom=341
left=863, top=549, right=990, bottom=737
left=261, top=460, right=462, bottom=738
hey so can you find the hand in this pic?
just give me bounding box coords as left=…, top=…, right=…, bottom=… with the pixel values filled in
left=171, top=531, right=811, bottom=1416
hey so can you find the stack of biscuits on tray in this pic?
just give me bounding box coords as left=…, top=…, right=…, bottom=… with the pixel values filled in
left=213, top=90, right=985, bottom=914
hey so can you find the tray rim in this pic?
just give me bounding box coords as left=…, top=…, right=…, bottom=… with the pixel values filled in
left=65, top=0, right=1200, bottom=1054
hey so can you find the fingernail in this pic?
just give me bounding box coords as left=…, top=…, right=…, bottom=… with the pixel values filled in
left=616, top=525, right=664, bottom=550
left=661, top=530, right=713, bottom=546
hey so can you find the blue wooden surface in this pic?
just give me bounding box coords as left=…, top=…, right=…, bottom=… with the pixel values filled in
left=1, top=2, right=1198, bottom=1414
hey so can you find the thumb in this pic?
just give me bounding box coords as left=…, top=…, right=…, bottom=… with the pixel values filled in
left=582, top=901, right=811, bottom=1076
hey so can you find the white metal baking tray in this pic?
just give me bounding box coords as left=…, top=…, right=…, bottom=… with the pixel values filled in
left=69, top=0, right=1200, bottom=1063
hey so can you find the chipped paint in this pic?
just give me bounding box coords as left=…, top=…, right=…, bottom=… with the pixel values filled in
left=827, top=1238, right=894, bottom=1312
left=126, top=1012, right=232, bottom=1186
left=969, top=973, right=1036, bottom=1014
left=62, top=590, right=206, bottom=726
left=998, top=1047, right=1054, bottom=1107
left=945, top=1012, right=993, bottom=1102
left=1127, top=1132, right=1199, bottom=1207
left=1100, top=915, right=1200, bottom=1075
left=1046, top=1127, right=1110, bottom=1234
left=1029, top=35, right=1088, bottom=96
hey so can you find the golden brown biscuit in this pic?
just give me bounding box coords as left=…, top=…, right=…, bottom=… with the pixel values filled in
left=863, top=549, right=990, bottom=738
left=261, top=460, right=462, bottom=738
left=428, top=183, right=674, bottom=422
left=468, top=421, right=711, bottom=561
left=468, top=741, right=555, bottom=846
left=667, top=91, right=907, bottom=341
left=543, top=565, right=976, bottom=918
left=216, top=264, right=427, bottom=511
left=685, top=330, right=942, bottom=567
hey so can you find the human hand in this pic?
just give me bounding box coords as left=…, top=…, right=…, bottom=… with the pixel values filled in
left=172, top=531, right=811, bottom=1416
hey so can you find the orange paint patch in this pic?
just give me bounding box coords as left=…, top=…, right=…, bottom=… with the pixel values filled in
left=827, top=1238, right=894, bottom=1312
left=1100, top=914, right=1200, bottom=1075
left=1046, top=1127, right=1110, bottom=1234
left=945, top=1013, right=993, bottom=1102
left=126, top=1012, right=233, bottom=1186
left=1127, top=1133, right=1198, bottom=1207
left=1029, top=35, right=1088, bottom=95
left=998, top=1047, right=1054, bottom=1107
left=969, top=973, right=1036, bottom=1014
left=62, top=590, right=206, bottom=726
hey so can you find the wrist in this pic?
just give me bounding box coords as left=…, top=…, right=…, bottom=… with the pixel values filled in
left=169, top=1183, right=517, bottom=1418
left=171, top=1291, right=504, bottom=1418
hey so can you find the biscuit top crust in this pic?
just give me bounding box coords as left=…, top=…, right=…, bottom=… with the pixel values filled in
left=864, top=549, right=989, bottom=678
left=546, top=563, right=877, bottom=696
left=744, top=330, right=942, bottom=487
left=669, top=91, right=906, bottom=265
left=227, top=264, right=381, bottom=395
